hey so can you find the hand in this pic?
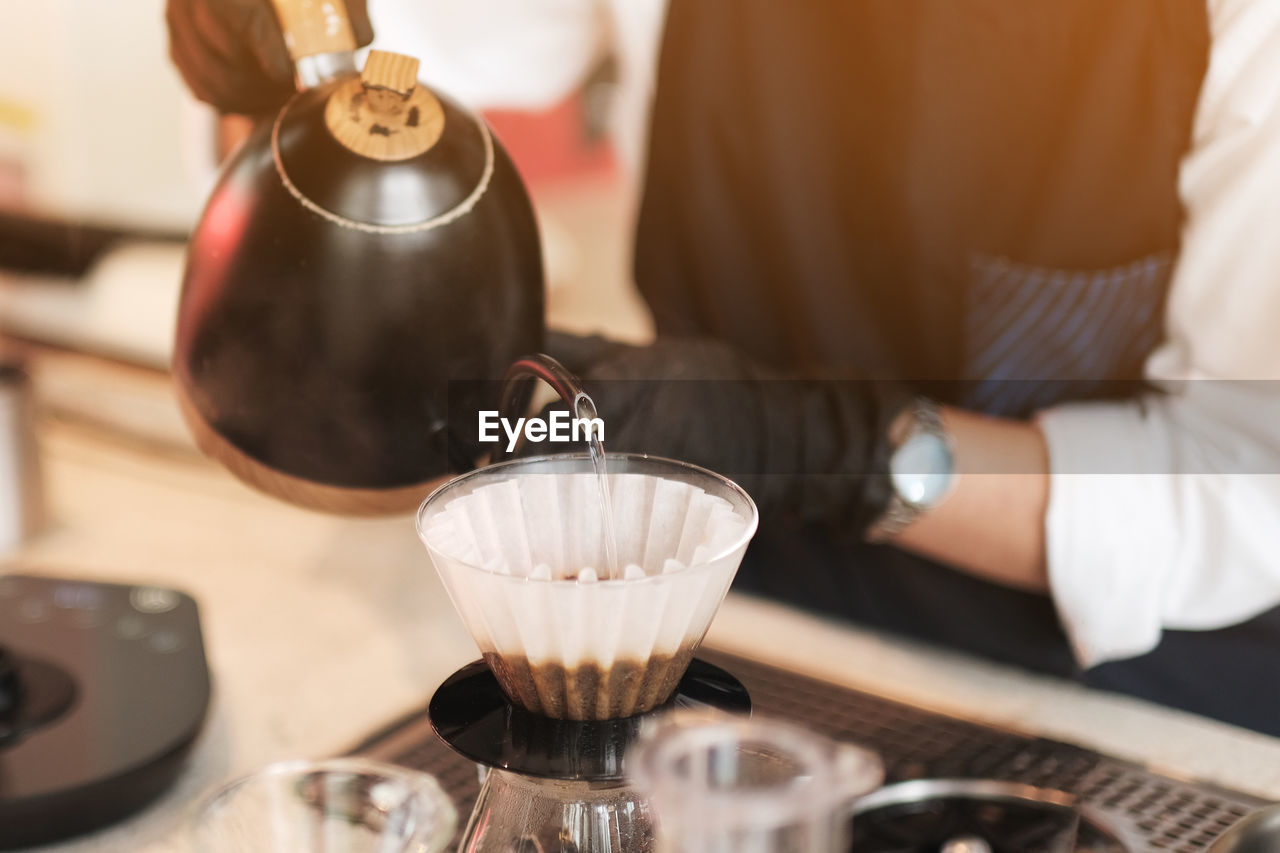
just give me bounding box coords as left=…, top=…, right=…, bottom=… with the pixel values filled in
left=546, top=334, right=913, bottom=535
left=166, top=0, right=374, bottom=115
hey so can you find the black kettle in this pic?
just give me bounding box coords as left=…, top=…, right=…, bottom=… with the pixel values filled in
left=173, top=0, right=543, bottom=513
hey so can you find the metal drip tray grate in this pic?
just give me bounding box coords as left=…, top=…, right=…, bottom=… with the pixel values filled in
left=350, top=650, right=1269, bottom=852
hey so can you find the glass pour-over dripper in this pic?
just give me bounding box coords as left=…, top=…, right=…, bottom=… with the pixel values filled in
left=417, top=452, right=758, bottom=720
left=418, top=450, right=759, bottom=853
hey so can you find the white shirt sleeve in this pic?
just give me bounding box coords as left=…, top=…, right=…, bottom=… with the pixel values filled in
left=1036, top=0, right=1280, bottom=667
left=368, top=0, right=610, bottom=111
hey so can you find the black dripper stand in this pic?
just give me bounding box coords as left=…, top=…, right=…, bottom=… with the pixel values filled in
left=429, top=658, right=750, bottom=853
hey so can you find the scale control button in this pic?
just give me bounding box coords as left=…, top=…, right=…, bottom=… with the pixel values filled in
left=116, top=615, right=147, bottom=640
left=70, top=609, right=107, bottom=629
left=147, top=630, right=183, bottom=654
left=131, top=587, right=180, bottom=614
left=54, top=584, right=106, bottom=611
left=17, top=598, right=51, bottom=623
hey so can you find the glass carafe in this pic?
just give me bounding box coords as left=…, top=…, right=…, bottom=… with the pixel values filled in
left=628, top=712, right=884, bottom=853
left=461, top=770, right=651, bottom=853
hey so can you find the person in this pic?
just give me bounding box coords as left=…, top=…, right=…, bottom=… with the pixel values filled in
left=167, top=0, right=1280, bottom=734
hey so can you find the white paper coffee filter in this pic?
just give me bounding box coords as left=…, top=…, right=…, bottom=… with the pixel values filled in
left=421, top=471, right=751, bottom=666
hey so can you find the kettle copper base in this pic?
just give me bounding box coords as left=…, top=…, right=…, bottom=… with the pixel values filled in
left=174, top=380, right=445, bottom=516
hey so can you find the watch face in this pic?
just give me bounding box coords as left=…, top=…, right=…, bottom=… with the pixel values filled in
left=890, top=432, right=955, bottom=508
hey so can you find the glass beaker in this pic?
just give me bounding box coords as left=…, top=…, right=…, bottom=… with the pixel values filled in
left=628, top=712, right=884, bottom=853
left=191, top=758, right=457, bottom=853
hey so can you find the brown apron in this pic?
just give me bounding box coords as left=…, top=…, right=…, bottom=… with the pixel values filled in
left=629, top=1, right=1280, bottom=738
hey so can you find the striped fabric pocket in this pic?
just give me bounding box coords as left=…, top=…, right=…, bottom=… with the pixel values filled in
left=961, top=252, right=1173, bottom=418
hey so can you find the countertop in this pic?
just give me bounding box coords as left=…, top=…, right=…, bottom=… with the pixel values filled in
left=12, top=359, right=1280, bottom=852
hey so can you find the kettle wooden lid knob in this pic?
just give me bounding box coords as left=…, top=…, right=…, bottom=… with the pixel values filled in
left=362, top=50, right=418, bottom=95
left=323, top=50, right=445, bottom=161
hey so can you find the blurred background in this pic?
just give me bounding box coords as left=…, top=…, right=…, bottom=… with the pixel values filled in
left=0, top=0, right=660, bottom=458
left=0, top=0, right=652, bottom=449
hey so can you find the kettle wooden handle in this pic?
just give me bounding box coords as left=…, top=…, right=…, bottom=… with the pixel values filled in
left=270, top=0, right=357, bottom=61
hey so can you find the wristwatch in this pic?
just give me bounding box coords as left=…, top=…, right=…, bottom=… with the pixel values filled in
left=866, top=397, right=957, bottom=542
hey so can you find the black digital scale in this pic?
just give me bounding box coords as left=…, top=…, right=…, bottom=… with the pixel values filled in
left=0, top=573, right=211, bottom=849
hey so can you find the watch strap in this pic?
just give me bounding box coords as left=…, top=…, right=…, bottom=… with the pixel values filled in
left=865, top=397, right=951, bottom=543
